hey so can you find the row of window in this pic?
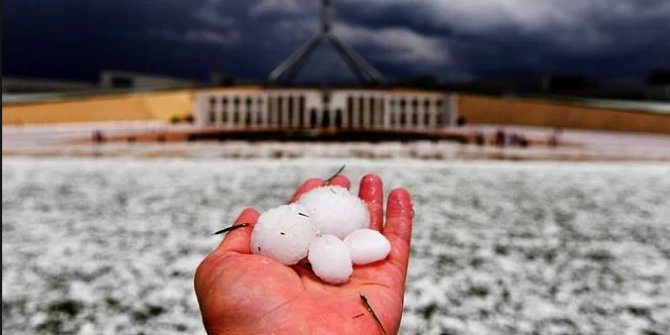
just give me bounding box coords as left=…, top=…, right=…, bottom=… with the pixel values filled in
left=207, top=108, right=447, bottom=128
left=207, top=95, right=445, bottom=111
left=204, top=94, right=448, bottom=128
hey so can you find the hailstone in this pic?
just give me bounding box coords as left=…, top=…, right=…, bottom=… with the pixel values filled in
left=251, top=204, right=317, bottom=265
left=344, top=229, right=391, bottom=265
left=297, top=186, right=370, bottom=239
left=308, top=234, right=353, bottom=284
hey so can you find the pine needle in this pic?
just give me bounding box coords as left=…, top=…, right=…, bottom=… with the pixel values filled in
left=212, top=223, right=249, bottom=235
left=360, top=294, right=387, bottom=335
left=324, top=164, right=346, bottom=185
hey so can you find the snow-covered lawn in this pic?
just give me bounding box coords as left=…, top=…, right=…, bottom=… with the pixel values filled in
left=3, top=158, right=670, bottom=334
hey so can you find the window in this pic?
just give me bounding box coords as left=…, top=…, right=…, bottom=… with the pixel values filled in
left=321, top=109, right=330, bottom=128
left=268, top=97, right=275, bottom=125
left=335, top=109, right=343, bottom=129
left=209, top=97, right=217, bottom=124
left=246, top=97, right=252, bottom=120
left=277, top=96, right=284, bottom=125
left=310, top=109, right=318, bottom=128
left=288, top=96, right=294, bottom=127
left=111, top=76, right=133, bottom=88
left=376, top=98, right=384, bottom=126
left=299, top=96, right=306, bottom=127
left=245, top=110, right=252, bottom=126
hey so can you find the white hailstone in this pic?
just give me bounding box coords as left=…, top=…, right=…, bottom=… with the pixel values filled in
left=297, top=186, right=370, bottom=239
left=343, top=229, right=391, bottom=265
left=308, top=234, right=353, bottom=284
left=251, top=204, right=317, bottom=265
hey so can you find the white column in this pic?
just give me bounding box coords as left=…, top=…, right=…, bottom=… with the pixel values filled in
left=449, top=94, right=459, bottom=126
left=260, top=95, right=268, bottom=127
left=370, top=97, right=376, bottom=128
left=429, top=99, right=437, bottom=128
left=249, top=96, right=257, bottom=127
left=374, top=97, right=383, bottom=128
left=370, top=96, right=376, bottom=128
left=420, top=99, right=428, bottom=129
left=270, top=95, right=277, bottom=127
left=242, top=97, right=249, bottom=127
left=234, top=96, right=241, bottom=128
left=350, top=95, right=361, bottom=128
left=206, top=96, right=213, bottom=126
left=395, top=99, right=402, bottom=129
left=215, top=96, right=224, bottom=126
left=202, top=95, right=212, bottom=127
left=402, top=100, right=409, bottom=129
left=303, top=96, right=309, bottom=128
left=259, top=96, right=265, bottom=127
left=362, top=96, right=370, bottom=128
left=389, top=98, right=397, bottom=129
left=266, top=95, right=272, bottom=127
left=291, top=95, right=299, bottom=128
left=328, top=108, right=335, bottom=129
left=247, top=96, right=254, bottom=126
left=224, top=96, right=232, bottom=128
left=276, top=95, right=282, bottom=127
left=396, top=100, right=403, bottom=129
left=256, top=96, right=263, bottom=127
left=343, top=94, right=350, bottom=128
left=383, top=96, right=391, bottom=129
left=196, top=94, right=205, bottom=127
left=281, top=94, right=291, bottom=127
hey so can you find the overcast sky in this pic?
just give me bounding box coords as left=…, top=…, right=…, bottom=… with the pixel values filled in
left=4, top=0, right=670, bottom=84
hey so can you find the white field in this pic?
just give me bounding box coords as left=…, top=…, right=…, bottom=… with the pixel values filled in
left=3, top=158, right=670, bottom=335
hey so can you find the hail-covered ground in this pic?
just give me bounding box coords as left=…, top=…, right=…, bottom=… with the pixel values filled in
left=3, top=157, right=670, bottom=335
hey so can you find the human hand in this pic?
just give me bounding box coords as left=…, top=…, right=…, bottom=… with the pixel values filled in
left=194, top=174, right=413, bottom=335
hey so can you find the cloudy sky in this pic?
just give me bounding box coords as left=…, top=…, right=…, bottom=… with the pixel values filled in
left=4, top=0, right=670, bottom=84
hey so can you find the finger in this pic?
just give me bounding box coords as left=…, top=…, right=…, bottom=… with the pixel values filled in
left=290, top=178, right=325, bottom=203
left=383, top=188, right=413, bottom=242
left=328, top=175, right=351, bottom=189
left=383, top=188, right=413, bottom=275
left=215, top=208, right=260, bottom=254
left=358, top=174, right=384, bottom=231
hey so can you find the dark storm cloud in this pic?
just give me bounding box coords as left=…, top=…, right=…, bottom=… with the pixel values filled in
left=4, top=0, right=669, bottom=83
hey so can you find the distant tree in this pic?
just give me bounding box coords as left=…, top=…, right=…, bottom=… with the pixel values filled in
left=403, top=75, right=443, bottom=88
left=646, top=69, right=670, bottom=86
left=548, top=75, right=593, bottom=91
left=456, top=116, right=467, bottom=127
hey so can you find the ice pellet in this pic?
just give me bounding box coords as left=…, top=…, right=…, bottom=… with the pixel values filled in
left=298, top=186, right=370, bottom=239
left=308, top=234, right=353, bottom=284
left=344, top=228, right=391, bottom=265
left=251, top=204, right=317, bottom=265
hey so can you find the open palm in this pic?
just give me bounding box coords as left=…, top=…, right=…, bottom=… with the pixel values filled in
left=195, top=174, right=413, bottom=335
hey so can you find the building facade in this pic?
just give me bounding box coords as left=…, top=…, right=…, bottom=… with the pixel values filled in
left=195, top=88, right=458, bottom=130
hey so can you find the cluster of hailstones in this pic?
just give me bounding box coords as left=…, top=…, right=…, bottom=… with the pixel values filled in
left=251, top=186, right=391, bottom=284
